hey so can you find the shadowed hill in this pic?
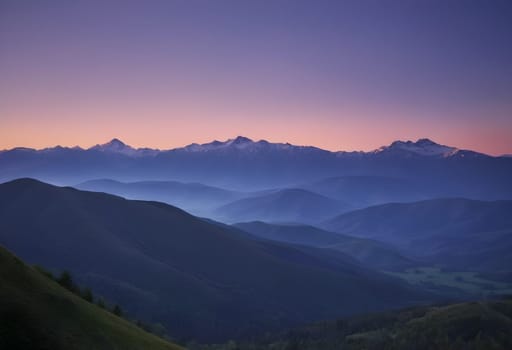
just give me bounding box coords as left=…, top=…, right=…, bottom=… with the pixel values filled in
left=215, top=188, right=350, bottom=224
left=323, top=198, right=512, bottom=272
left=0, top=178, right=430, bottom=342
left=301, top=175, right=429, bottom=208
left=191, top=298, right=512, bottom=350
left=234, top=221, right=414, bottom=271
left=75, top=179, right=242, bottom=217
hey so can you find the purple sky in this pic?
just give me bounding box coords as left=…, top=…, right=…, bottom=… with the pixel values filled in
left=1, top=0, right=511, bottom=154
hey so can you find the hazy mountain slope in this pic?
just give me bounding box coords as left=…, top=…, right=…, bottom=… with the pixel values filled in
left=0, top=245, right=181, bottom=350
left=0, top=179, right=428, bottom=342
left=75, top=179, right=242, bottom=217
left=215, top=188, right=350, bottom=223
left=302, top=175, right=429, bottom=207
left=323, top=198, right=512, bottom=272
left=194, top=298, right=512, bottom=350
left=234, top=222, right=414, bottom=270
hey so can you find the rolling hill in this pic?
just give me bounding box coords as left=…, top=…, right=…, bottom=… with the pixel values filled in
left=301, top=175, right=429, bottom=208
left=215, top=188, right=350, bottom=224
left=75, top=179, right=242, bottom=217
left=323, top=198, right=512, bottom=273
left=234, top=221, right=414, bottom=270
left=0, top=245, right=181, bottom=350
left=0, top=178, right=429, bottom=342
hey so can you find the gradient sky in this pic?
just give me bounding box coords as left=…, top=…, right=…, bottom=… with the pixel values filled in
left=1, top=0, right=511, bottom=154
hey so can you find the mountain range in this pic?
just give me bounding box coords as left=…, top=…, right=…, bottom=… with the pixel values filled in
left=1, top=136, right=487, bottom=158
left=1, top=137, right=511, bottom=199
left=0, top=178, right=430, bottom=342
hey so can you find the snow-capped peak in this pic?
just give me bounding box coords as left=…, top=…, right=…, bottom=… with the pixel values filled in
left=96, top=138, right=129, bottom=150
left=375, top=138, right=459, bottom=157
left=184, top=136, right=256, bottom=152
left=181, top=136, right=328, bottom=154
left=90, top=138, right=133, bottom=152
left=89, top=138, right=159, bottom=157
left=229, top=136, right=253, bottom=145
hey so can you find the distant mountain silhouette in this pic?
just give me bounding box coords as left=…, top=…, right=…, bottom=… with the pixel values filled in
left=0, top=179, right=429, bottom=342
left=88, top=138, right=160, bottom=157
left=323, top=198, right=512, bottom=273
left=374, top=138, right=458, bottom=157
left=1, top=137, right=511, bottom=199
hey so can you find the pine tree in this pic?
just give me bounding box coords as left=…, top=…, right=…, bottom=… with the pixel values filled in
left=112, top=304, right=123, bottom=317
left=97, top=298, right=106, bottom=309
left=57, top=271, right=76, bottom=292
left=81, top=288, right=94, bottom=303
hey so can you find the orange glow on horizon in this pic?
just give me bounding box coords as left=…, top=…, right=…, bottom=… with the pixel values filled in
left=1, top=1, right=511, bottom=157
left=1, top=112, right=511, bottom=156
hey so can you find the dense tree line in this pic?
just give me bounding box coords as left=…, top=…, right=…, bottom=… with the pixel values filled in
left=188, top=298, right=512, bottom=350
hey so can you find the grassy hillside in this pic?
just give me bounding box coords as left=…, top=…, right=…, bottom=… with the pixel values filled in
left=192, top=298, right=512, bottom=350
left=0, top=245, right=181, bottom=350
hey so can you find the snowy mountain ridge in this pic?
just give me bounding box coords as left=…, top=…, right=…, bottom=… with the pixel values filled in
left=1, top=136, right=495, bottom=159
left=89, top=138, right=160, bottom=157
left=373, top=138, right=460, bottom=157
left=181, top=136, right=324, bottom=153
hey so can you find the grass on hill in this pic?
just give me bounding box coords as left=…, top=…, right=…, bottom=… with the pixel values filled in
left=0, top=245, right=182, bottom=350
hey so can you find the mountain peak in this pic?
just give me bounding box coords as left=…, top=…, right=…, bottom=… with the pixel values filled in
left=390, top=138, right=438, bottom=147
left=88, top=138, right=162, bottom=157
left=380, top=138, right=458, bottom=157
left=91, top=138, right=132, bottom=152
left=107, top=138, right=126, bottom=146
left=229, top=136, right=253, bottom=144
left=184, top=136, right=259, bottom=152
left=416, top=138, right=436, bottom=145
